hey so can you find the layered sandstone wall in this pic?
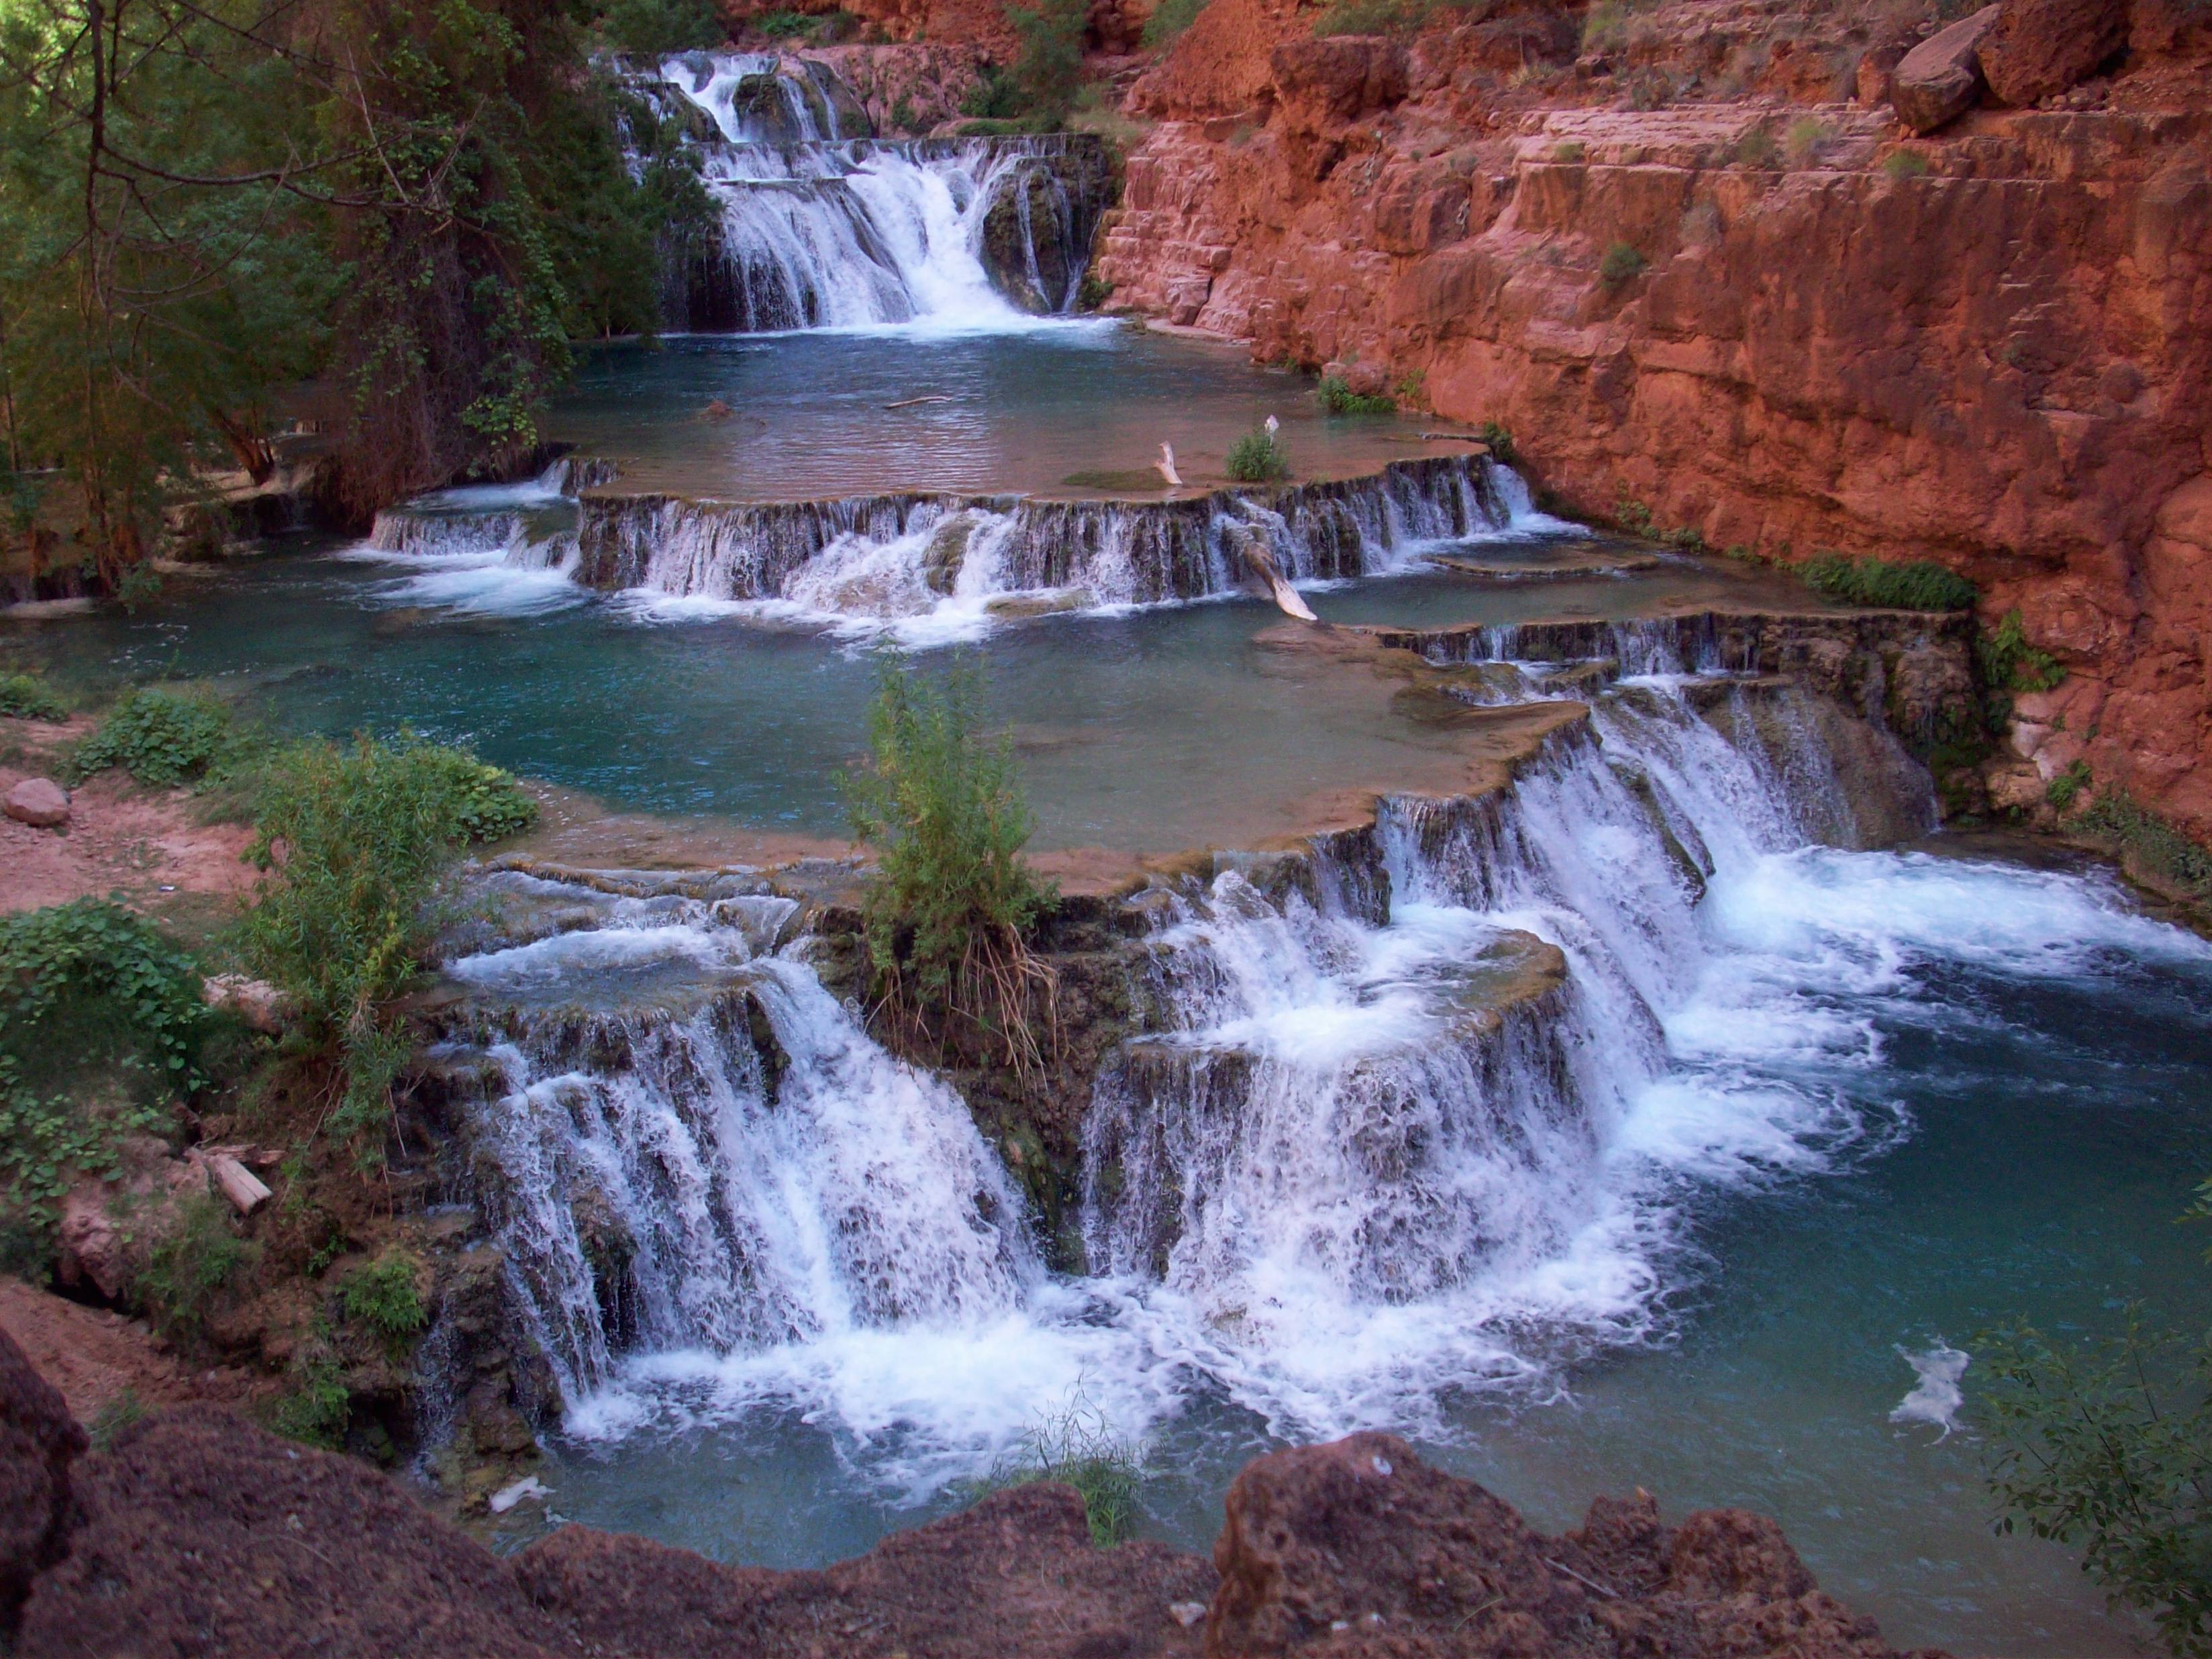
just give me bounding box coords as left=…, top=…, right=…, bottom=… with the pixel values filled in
left=1095, top=6, right=2212, bottom=840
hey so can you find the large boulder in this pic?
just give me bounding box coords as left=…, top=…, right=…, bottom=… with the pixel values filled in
left=1889, top=5, right=2002, bottom=132
left=3, top=778, right=68, bottom=830
left=0, top=1329, right=83, bottom=1640
left=1977, top=0, right=2128, bottom=104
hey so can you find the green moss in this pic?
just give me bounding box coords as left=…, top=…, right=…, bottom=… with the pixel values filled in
left=1801, top=552, right=1977, bottom=611
left=2073, top=789, right=2212, bottom=899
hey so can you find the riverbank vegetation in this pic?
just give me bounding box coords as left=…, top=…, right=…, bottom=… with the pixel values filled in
left=0, top=0, right=719, bottom=593
left=848, top=656, right=1058, bottom=1085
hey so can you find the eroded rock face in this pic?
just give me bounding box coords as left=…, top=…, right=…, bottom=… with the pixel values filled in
left=0, top=1331, right=83, bottom=1639
left=1978, top=0, right=2128, bottom=106
left=1889, top=4, right=2000, bottom=132
left=1206, top=1433, right=1935, bottom=1658
left=1095, top=48, right=2212, bottom=843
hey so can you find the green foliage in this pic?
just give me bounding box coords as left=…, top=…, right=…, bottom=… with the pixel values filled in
left=134, top=1192, right=254, bottom=1340
left=1076, top=272, right=1115, bottom=311
left=1978, top=1312, right=2212, bottom=1656
left=71, top=688, right=236, bottom=788
left=600, top=0, right=725, bottom=51
left=1730, top=123, right=1781, bottom=168
left=1475, top=421, right=1517, bottom=466
left=1552, top=140, right=1587, bottom=164
left=972, top=1394, right=1142, bottom=1546
left=2047, top=759, right=2093, bottom=812
left=1225, top=427, right=1291, bottom=483
left=342, top=1251, right=427, bottom=1349
left=1882, top=148, right=1933, bottom=180
left=115, top=564, right=164, bottom=613
left=1142, top=0, right=1209, bottom=46
left=1599, top=241, right=1649, bottom=287
left=1801, top=552, right=1978, bottom=611
left=847, top=657, right=1056, bottom=1079
left=239, top=735, right=532, bottom=1159
left=1317, top=375, right=1397, bottom=416
left=1615, top=497, right=1656, bottom=537
left=1783, top=117, right=1831, bottom=167
left=753, top=8, right=819, bottom=37
left=1580, top=0, right=1630, bottom=50
left=0, top=671, right=66, bottom=721
left=2073, top=790, right=2212, bottom=899
left=88, top=1388, right=147, bottom=1451
left=1978, top=609, right=2065, bottom=694
left=1313, top=0, right=1434, bottom=34
left=270, top=1346, right=351, bottom=1449
left=1007, top=0, right=1088, bottom=125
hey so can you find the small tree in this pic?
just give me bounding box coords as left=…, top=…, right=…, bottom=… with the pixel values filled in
left=847, top=656, right=1057, bottom=1082
left=1006, top=0, right=1087, bottom=125
left=1978, top=1183, right=2212, bottom=1656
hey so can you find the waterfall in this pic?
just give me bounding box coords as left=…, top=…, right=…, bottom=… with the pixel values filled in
left=576, top=453, right=1544, bottom=633
left=625, top=54, right=1111, bottom=331
left=440, top=872, right=1036, bottom=1410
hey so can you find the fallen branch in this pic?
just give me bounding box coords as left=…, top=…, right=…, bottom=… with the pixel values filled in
left=885, top=395, right=950, bottom=409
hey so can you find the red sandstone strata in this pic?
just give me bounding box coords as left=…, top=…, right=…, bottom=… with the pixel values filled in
left=1094, top=0, right=2212, bottom=840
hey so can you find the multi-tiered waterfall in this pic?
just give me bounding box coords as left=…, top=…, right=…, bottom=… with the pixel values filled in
left=434, top=632, right=2209, bottom=1474
left=625, top=52, right=1111, bottom=331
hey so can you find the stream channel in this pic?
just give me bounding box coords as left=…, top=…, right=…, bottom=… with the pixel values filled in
left=15, top=52, right=2211, bottom=1657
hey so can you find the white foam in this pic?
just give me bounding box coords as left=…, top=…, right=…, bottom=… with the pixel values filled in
left=1890, top=1342, right=1970, bottom=1438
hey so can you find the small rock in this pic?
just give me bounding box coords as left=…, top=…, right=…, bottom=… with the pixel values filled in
left=203, top=973, right=295, bottom=1034
left=1889, top=4, right=2001, bottom=133
left=5, top=777, right=69, bottom=829
left=1167, top=1601, right=1207, bottom=1627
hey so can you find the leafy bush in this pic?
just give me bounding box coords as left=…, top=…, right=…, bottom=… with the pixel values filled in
left=1225, top=427, right=1291, bottom=483
left=343, top=1251, right=427, bottom=1348
left=1801, top=552, right=1978, bottom=611
left=2046, top=759, right=2093, bottom=811
left=846, top=658, right=1057, bottom=1080
left=134, top=1192, right=254, bottom=1340
left=752, top=7, right=816, bottom=36
left=2074, top=790, right=2212, bottom=899
left=1979, top=1305, right=2212, bottom=1656
left=1599, top=241, right=1649, bottom=287
left=1142, top=0, right=1209, bottom=44
left=0, top=900, right=205, bottom=1242
left=270, top=1346, right=351, bottom=1448
left=1475, top=421, right=1517, bottom=466
left=1317, top=374, right=1396, bottom=415
left=239, top=735, right=534, bottom=1158
left=71, top=687, right=236, bottom=787
left=0, top=672, right=66, bottom=721
left=973, top=1394, right=1142, bottom=1546
left=959, top=0, right=1087, bottom=125
left=1882, top=148, right=1932, bottom=181
left=1615, top=497, right=1656, bottom=537
left=599, top=0, right=725, bottom=51
left=1978, top=609, right=2064, bottom=693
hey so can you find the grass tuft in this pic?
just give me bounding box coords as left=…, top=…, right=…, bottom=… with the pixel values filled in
left=1801, top=552, right=1977, bottom=611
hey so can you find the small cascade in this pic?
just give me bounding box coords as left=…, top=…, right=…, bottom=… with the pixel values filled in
left=623, top=54, right=1111, bottom=330
left=440, top=871, right=1036, bottom=1407
left=1080, top=676, right=1942, bottom=1423
left=576, top=453, right=1534, bottom=622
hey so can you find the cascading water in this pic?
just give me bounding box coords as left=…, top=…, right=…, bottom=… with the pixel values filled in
left=626, top=53, right=1110, bottom=331
left=447, top=654, right=2211, bottom=1492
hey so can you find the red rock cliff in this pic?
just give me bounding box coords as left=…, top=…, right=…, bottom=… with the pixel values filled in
left=1097, top=0, right=2212, bottom=840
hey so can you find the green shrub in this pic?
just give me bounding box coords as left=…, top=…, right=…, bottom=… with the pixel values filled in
left=1882, top=148, right=1932, bottom=181
left=1313, top=0, right=1431, bottom=34
left=0, top=900, right=204, bottom=1242
left=0, top=672, right=66, bottom=721
left=343, top=1251, right=427, bottom=1348
left=1978, top=609, right=2065, bottom=693
left=972, top=1395, right=1142, bottom=1546
left=846, top=657, right=1057, bottom=1081
left=1599, top=241, right=1648, bottom=287
left=1801, top=552, right=1978, bottom=611
left=2074, top=790, right=2212, bottom=899
left=1225, top=427, right=1291, bottom=483
left=1783, top=117, right=1830, bottom=166
left=134, top=1193, right=253, bottom=1340
left=598, top=0, right=725, bottom=50
left=1978, top=1302, right=2212, bottom=1656
left=997, top=0, right=1087, bottom=125
left=1142, top=0, right=1209, bottom=45
left=1580, top=0, right=1629, bottom=51
left=71, top=687, right=235, bottom=787
left=1615, top=497, right=1656, bottom=537
left=2046, top=759, right=2093, bottom=811
left=1317, top=374, right=1396, bottom=415
left=1730, top=123, right=1780, bottom=168
left=1474, top=421, right=1517, bottom=466
left=752, top=7, right=815, bottom=36
left=238, top=735, right=533, bottom=1158
left=270, top=1347, right=351, bottom=1448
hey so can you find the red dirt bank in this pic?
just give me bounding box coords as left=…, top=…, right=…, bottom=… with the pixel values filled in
left=1090, top=0, right=2212, bottom=842
left=0, top=1326, right=1942, bottom=1658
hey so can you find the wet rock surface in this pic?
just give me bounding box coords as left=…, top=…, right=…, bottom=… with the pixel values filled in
left=1, top=1326, right=1939, bottom=1659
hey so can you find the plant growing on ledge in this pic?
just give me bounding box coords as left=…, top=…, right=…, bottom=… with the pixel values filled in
left=1317, top=374, right=1396, bottom=416
left=1225, top=425, right=1291, bottom=483
left=1801, top=552, right=1978, bottom=611
left=1599, top=241, right=1650, bottom=289
left=848, top=656, right=1058, bottom=1084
